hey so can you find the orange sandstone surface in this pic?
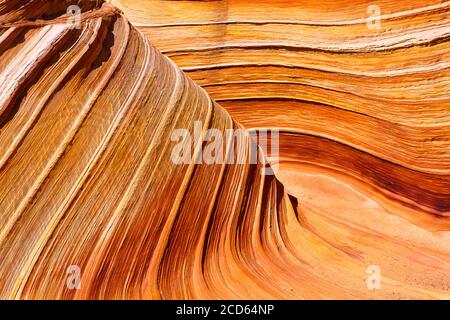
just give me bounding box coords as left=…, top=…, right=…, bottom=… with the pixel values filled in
left=0, top=0, right=449, bottom=299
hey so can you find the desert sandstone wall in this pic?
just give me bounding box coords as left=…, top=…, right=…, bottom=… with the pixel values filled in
left=0, top=0, right=448, bottom=299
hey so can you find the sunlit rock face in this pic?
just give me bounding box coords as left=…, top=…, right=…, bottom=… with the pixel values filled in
left=0, top=0, right=449, bottom=299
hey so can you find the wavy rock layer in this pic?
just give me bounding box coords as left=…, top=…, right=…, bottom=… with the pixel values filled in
left=0, top=0, right=449, bottom=299
left=0, top=0, right=301, bottom=300
left=113, top=0, right=450, bottom=298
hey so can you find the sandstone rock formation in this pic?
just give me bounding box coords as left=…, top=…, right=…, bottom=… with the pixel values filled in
left=0, top=0, right=449, bottom=299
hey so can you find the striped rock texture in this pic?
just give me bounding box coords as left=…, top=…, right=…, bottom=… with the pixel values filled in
left=0, top=0, right=449, bottom=299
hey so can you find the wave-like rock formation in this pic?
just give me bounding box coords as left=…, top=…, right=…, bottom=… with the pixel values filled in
left=0, top=0, right=449, bottom=299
